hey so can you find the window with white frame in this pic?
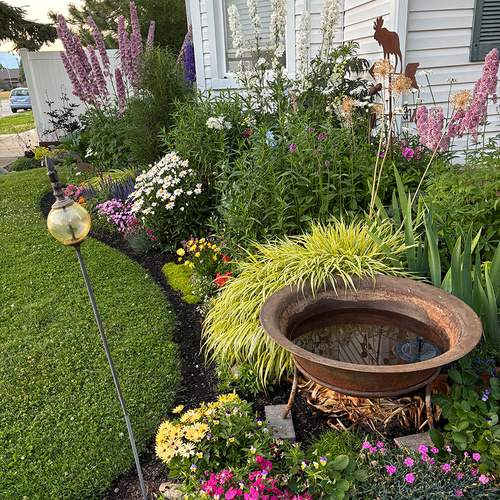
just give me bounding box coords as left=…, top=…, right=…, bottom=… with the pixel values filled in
left=223, top=0, right=285, bottom=73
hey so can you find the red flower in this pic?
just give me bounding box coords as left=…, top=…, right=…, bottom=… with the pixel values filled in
left=222, top=254, right=231, bottom=262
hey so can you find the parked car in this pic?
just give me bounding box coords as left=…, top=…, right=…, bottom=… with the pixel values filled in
left=9, top=87, right=31, bottom=113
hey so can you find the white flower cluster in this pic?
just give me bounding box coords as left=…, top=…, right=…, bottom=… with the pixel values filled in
left=270, top=0, right=287, bottom=63
left=296, top=12, right=311, bottom=76
left=128, top=152, right=201, bottom=215
left=227, top=4, right=245, bottom=58
left=247, top=0, right=261, bottom=35
left=85, top=147, right=98, bottom=158
left=320, top=0, right=340, bottom=60
left=206, top=116, right=232, bottom=130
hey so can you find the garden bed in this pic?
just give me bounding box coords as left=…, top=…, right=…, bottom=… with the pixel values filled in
left=40, top=192, right=428, bottom=499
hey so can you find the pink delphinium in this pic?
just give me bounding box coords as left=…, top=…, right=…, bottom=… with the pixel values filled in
left=146, top=21, right=155, bottom=47
left=87, top=45, right=109, bottom=97
left=87, top=15, right=110, bottom=76
left=115, top=67, right=127, bottom=117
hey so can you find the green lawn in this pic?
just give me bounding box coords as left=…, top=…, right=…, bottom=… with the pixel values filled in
left=0, top=110, right=35, bottom=134
left=0, top=168, right=181, bottom=499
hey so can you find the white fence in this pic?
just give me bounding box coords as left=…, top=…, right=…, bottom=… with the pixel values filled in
left=20, top=49, right=120, bottom=143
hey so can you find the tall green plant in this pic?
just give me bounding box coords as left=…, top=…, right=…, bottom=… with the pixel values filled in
left=202, top=220, right=408, bottom=388
left=125, top=46, right=188, bottom=165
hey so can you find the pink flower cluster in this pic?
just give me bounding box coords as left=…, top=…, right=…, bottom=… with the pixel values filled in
left=416, top=48, right=499, bottom=150
left=199, top=457, right=312, bottom=500
left=96, top=198, right=136, bottom=233
left=58, top=2, right=155, bottom=111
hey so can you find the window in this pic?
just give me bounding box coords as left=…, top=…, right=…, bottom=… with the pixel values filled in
left=223, top=0, right=278, bottom=72
left=470, top=0, right=500, bottom=61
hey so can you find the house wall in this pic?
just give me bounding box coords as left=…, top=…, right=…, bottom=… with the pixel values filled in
left=20, top=49, right=120, bottom=143
left=406, top=0, right=500, bottom=148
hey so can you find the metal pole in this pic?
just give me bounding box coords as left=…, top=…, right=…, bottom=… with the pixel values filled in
left=74, top=244, right=148, bottom=500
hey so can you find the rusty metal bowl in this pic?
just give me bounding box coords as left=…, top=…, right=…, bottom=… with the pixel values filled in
left=260, top=275, right=482, bottom=398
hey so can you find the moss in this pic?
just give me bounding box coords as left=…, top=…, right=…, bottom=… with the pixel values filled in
left=162, top=262, right=201, bottom=303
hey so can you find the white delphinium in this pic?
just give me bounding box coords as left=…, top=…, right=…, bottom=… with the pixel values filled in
left=270, top=0, right=287, bottom=65
left=227, top=4, right=245, bottom=58
left=296, top=11, right=311, bottom=76
left=247, top=0, right=261, bottom=36
left=320, top=0, right=340, bottom=60
left=206, top=116, right=225, bottom=130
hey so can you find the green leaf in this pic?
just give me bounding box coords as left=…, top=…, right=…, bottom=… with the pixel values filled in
left=448, top=370, right=463, bottom=385
left=462, top=228, right=473, bottom=306
left=429, top=429, right=445, bottom=448
left=450, top=236, right=463, bottom=300
left=456, top=421, right=469, bottom=432
left=424, top=216, right=441, bottom=287
left=431, top=393, right=451, bottom=408
left=452, top=431, right=468, bottom=443
left=330, top=455, right=350, bottom=471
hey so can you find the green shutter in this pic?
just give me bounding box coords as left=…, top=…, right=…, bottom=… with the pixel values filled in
left=471, top=0, right=500, bottom=61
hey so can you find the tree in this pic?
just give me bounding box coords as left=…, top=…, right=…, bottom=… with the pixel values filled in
left=0, top=1, right=57, bottom=51
left=49, top=0, right=187, bottom=52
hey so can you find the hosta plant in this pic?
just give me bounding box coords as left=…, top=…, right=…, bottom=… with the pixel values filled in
left=202, top=219, right=408, bottom=389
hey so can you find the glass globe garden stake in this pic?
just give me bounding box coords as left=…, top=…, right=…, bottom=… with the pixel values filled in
left=45, top=158, right=148, bottom=500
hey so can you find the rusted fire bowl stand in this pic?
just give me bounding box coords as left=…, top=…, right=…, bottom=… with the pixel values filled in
left=260, top=276, right=483, bottom=429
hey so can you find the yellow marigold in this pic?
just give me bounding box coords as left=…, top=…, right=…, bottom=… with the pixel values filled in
left=199, top=238, right=205, bottom=243
left=373, top=58, right=394, bottom=80
left=390, top=74, right=412, bottom=97
left=176, top=249, right=185, bottom=256
left=195, top=252, right=201, bottom=258
left=451, top=89, right=473, bottom=110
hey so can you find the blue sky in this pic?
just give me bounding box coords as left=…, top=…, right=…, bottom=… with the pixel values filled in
left=0, top=52, right=20, bottom=69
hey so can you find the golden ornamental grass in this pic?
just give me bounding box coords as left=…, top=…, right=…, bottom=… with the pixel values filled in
left=202, top=220, right=409, bottom=388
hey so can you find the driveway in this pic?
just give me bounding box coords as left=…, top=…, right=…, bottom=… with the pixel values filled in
left=0, top=128, right=39, bottom=173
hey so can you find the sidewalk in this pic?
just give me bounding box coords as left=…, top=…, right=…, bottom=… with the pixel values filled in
left=0, top=129, right=39, bottom=174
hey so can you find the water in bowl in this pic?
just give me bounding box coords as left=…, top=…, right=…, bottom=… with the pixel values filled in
left=292, top=323, right=422, bottom=366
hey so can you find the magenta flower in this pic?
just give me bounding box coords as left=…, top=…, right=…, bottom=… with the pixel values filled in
left=442, top=463, right=451, bottom=472
left=377, top=441, right=384, bottom=448
left=404, top=457, right=414, bottom=467
left=386, top=465, right=396, bottom=475
left=418, top=445, right=428, bottom=454
left=479, top=474, right=489, bottom=484
left=454, top=489, right=463, bottom=497
left=318, top=133, right=325, bottom=141
left=406, top=473, right=415, bottom=483
left=289, top=143, right=297, bottom=152
left=472, top=469, right=478, bottom=477
left=456, top=473, right=463, bottom=479
left=362, top=441, right=371, bottom=450
left=473, top=453, right=481, bottom=461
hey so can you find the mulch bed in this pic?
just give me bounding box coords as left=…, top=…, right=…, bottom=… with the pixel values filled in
left=40, top=192, right=422, bottom=500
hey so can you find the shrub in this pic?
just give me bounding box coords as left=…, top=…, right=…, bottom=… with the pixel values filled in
left=8, top=157, right=41, bottom=171
left=128, top=152, right=209, bottom=249
left=202, top=220, right=408, bottom=388
left=80, top=107, right=135, bottom=171
left=166, top=90, right=250, bottom=202
left=125, top=46, right=188, bottom=166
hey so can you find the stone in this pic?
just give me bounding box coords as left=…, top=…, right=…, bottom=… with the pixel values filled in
left=394, top=432, right=437, bottom=453
left=265, top=405, right=296, bottom=441
left=159, top=481, right=183, bottom=499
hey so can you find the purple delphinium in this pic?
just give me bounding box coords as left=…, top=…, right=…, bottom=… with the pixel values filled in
left=184, top=42, right=196, bottom=87
left=129, top=2, right=143, bottom=55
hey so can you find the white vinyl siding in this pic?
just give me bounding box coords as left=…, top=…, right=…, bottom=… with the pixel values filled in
left=406, top=0, right=500, bottom=149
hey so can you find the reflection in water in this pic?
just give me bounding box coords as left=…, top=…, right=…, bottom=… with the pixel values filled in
left=293, top=323, right=419, bottom=366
